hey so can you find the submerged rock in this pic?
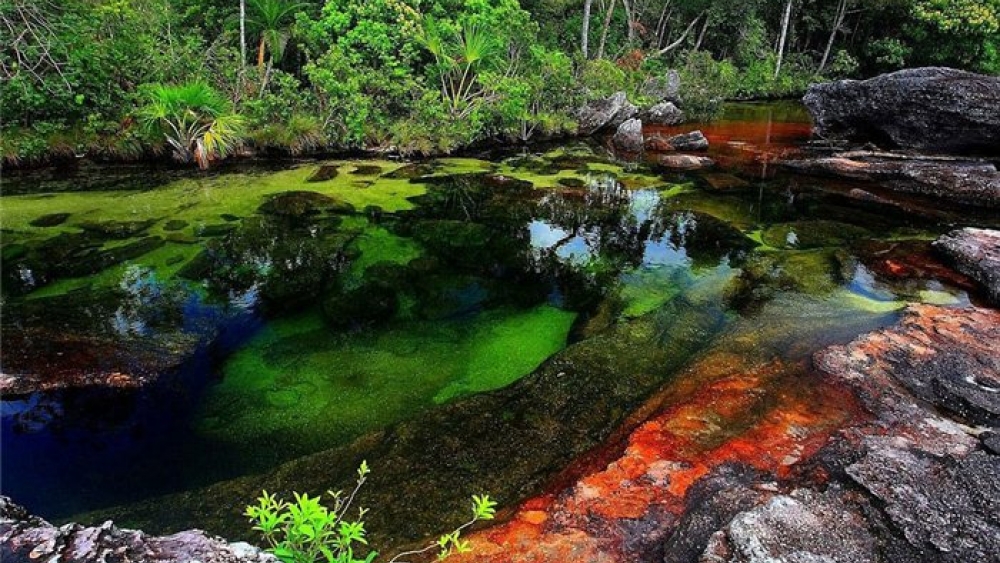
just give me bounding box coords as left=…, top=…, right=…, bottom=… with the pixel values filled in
left=804, top=67, right=1000, bottom=154
left=934, top=227, right=1000, bottom=304
left=578, top=92, right=639, bottom=135
left=645, top=130, right=709, bottom=153
left=79, top=219, right=156, bottom=238
left=652, top=154, right=715, bottom=171
left=0, top=496, right=273, bottom=563
left=760, top=220, right=872, bottom=250
left=306, top=164, right=339, bottom=182
left=29, top=213, right=70, bottom=227
left=257, top=191, right=356, bottom=218
left=613, top=118, right=644, bottom=153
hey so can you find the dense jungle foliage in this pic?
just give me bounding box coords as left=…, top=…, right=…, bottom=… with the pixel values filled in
left=2, top=0, right=998, bottom=165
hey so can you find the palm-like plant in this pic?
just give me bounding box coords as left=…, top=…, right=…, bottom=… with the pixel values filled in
left=419, top=17, right=501, bottom=117
left=138, top=82, right=246, bottom=169
left=248, top=0, right=306, bottom=69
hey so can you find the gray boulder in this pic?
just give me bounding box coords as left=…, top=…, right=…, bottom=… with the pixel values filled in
left=641, top=70, right=681, bottom=103
left=578, top=91, right=639, bottom=135
left=612, top=118, right=644, bottom=153
left=804, top=67, right=1000, bottom=154
left=640, top=101, right=685, bottom=126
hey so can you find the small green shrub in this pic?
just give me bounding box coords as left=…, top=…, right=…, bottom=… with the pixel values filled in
left=246, top=461, right=498, bottom=563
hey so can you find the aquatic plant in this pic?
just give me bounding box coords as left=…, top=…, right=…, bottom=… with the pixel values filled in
left=246, top=462, right=496, bottom=563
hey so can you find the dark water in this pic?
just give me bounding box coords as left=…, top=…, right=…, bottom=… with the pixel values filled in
left=0, top=103, right=981, bottom=537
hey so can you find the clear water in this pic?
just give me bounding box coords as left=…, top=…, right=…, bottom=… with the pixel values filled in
left=0, top=103, right=985, bottom=545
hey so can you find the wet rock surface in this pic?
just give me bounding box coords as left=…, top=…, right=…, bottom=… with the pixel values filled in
left=934, top=228, right=1000, bottom=304
left=641, top=70, right=681, bottom=103
left=804, top=67, right=1000, bottom=154
left=0, top=496, right=273, bottom=563
left=652, top=154, right=715, bottom=171
left=645, top=131, right=709, bottom=153
left=780, top=152, right=1000, bottom=208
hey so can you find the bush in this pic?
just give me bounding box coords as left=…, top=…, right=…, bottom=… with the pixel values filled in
left=246, top=462, right=498, bottom=563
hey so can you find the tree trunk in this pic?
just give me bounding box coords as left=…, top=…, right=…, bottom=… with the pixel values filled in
left=257, top=36, right=266, bottom=69
left=774, top=0, right=793, bottom=79
left=817, top=0, right=848, bottom=74
left=621, top=0, right=634, bottom=45
left=693, top=14, right=710, bottom=51
left=597, top=0, right=617, bottom=60
left=582, top=0, right=593, bottom=59
left=239, top=0, right=246, bottom=69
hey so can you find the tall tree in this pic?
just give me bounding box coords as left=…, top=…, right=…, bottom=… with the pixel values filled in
left=818, top=0, right=849, bottom=74
left=774, top=0, right=793, bottom=78
left=240, top=0, right=247, bottom=69
left=582, top=0, right=593, bottom=58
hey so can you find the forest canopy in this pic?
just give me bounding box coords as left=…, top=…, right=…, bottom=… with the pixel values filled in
left=2, top=0, right=998, bottom=164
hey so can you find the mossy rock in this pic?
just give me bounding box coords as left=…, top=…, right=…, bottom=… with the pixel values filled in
left=306, top=164, right=340, bottom=183
left=78, top=219, right=156, bottom=239
left=322, top=282, right=400, bottom=330
left=163, top=220, right=189, bottom=232
left=257, top=191, right=356, bottom=218
left=383, top=162, right=440, bottom=179
left=351, top=165, right=384, bottom=176
left=194, top=224, right=236, bottom=237
left=761, top=220, right=872, bottom=250
left=557, top=177, right=587, bottom=188
left=29, top=213, right=71, bottom=227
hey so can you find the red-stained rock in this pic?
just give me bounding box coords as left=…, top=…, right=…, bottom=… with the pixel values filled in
left=653, top=154, right=716, bottom=171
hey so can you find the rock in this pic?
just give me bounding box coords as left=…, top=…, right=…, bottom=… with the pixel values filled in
left=78, top=219, right=156, bottom=238
left=780, top=153, right=1000, bottom=207
left=578, top=92, right=639, bottom=135
left=653, top=154, right=716, bottom=171
left=983, top=431, right=1000, bottom=455
left=803, top=67, right=1000, bottom=154
left=760, top=220, right=872, bottom=250
left=351, top=165, right=383, bottom=176
left=163, top=219, right=189, bottom=231
left=700, top=488, right=878, bottom=563
left=612, top=118, right=644, bottom=153
left=641, top=70, right=681, bottom=103
left=934, top=228, right=1000, bottom=304
left=668, top=131, right=709, bottom=151
left=0, top=496, right=274, bottom=563
left=701, top=174, right=749, bottom=191
left=645, top=131, right=709, bottom=153
left=557, top=177, right=587, bottom=188
left=640, top=101, right=684, bottom=126
left=257, top=191, right=356, bottom=218
left=306, top=164, right=339, bottom=182
left=847, top=449, right=1000, bottom=562
left=29, top=213, right=70, bottom=227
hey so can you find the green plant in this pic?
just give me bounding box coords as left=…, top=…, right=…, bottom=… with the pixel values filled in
left=418, top=17, right=501, bottom=118
left=137, top=81, right=246, bottom=168
left=246, top=462, right=498, bottom=563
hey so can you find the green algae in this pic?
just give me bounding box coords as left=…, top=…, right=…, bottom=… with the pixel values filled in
left=344, top=226, right=423, bottom=287
left=196, top=304, right=576, bottom=452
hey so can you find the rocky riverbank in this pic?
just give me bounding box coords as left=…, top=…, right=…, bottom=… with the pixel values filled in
left=0, top=497, right=273, bottom=563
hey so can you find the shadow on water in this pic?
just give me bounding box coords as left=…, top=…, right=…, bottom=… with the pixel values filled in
left=0, top=102, right=987, bottom=548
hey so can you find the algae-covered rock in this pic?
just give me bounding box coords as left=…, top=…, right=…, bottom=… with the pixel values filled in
left=29, top=213, right=71, bottom=227
left=163, top=219, right=189, bottom=231
left=79, top=220, right=156, bottom=239
left=351, top=165, right=383, bottom=176
left=761, top=220, right=871, bottom=250
left=257, top=191, right=356, bottom=218
left=725, top=249, right=849, bottom=312
left=306, top=164, right=340, bottom=182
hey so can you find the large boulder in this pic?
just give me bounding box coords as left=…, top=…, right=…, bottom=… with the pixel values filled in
left=804, top=67, right=1000, bottom=154
left=577, top=91, right=639, bottom=135
left=934, top=227, right=1000, bottom=304
left=640, top=70, right=681, bottom=103
left=612, top=118, right=644, bottom=152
